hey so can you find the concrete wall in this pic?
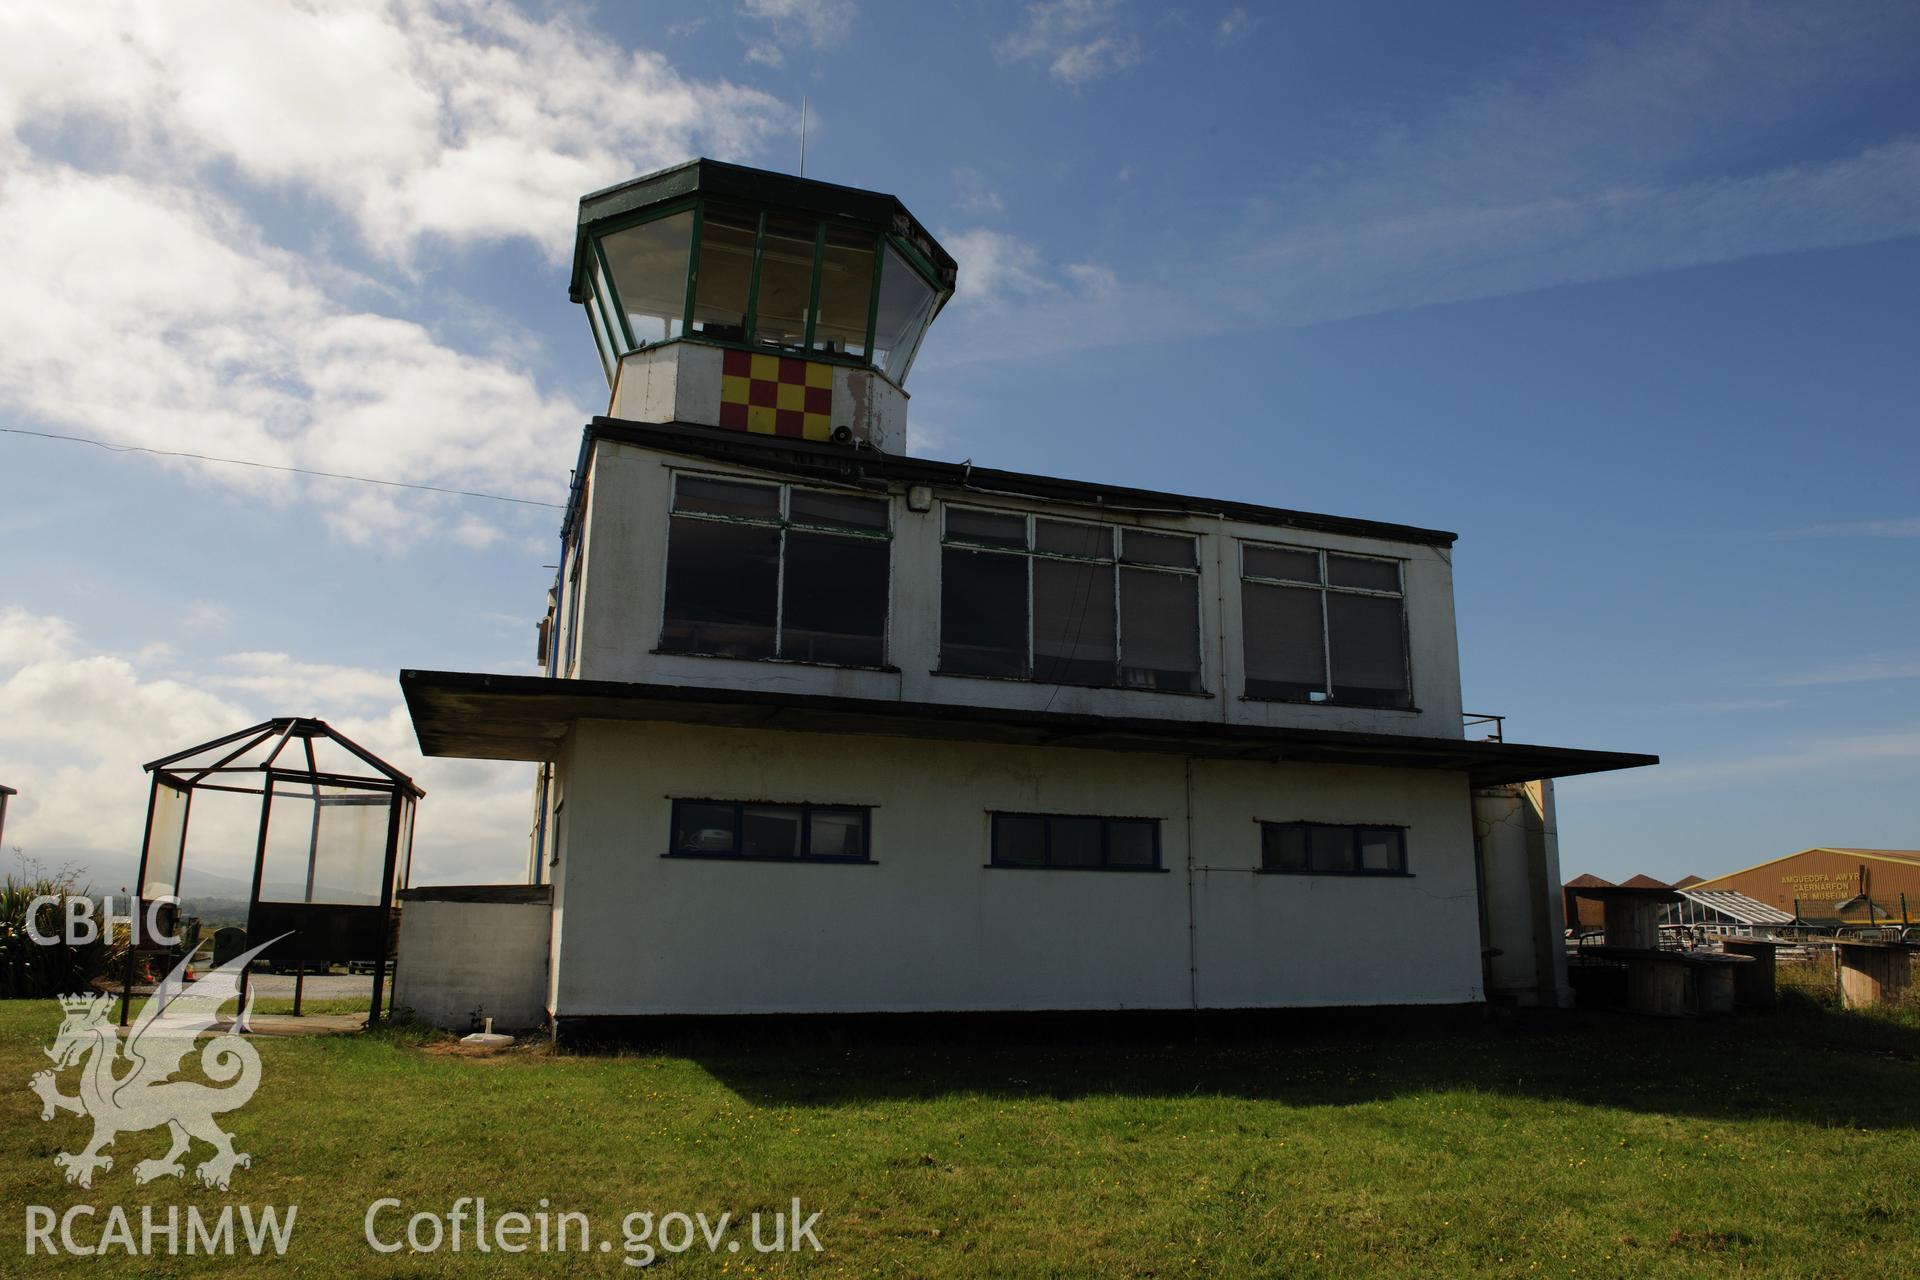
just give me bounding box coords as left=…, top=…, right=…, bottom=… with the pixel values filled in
left=393, top=887, right=552, bottom=1032
left=609, top=342, right=909, bottom=452
left=572, top=439, right=1465, bottom=742
left=1472, top=781, right=1571, bottom=1008
left=548, top=719, right=1484, bottom=1017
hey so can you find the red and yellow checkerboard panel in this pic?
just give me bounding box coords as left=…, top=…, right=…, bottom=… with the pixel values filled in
left=718, top=350, right=834, bottom=440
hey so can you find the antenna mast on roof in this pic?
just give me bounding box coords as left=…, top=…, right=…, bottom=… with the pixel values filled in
left=799, top=95, right=808, bottom=176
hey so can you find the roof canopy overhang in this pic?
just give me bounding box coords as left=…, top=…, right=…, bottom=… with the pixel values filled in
left=401, top=670, right=1657, bottom=789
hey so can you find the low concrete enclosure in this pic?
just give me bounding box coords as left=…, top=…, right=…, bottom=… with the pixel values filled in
left=392, top=886, right=551, bottom=1032
left=399, top=159, right=1655, bottom=1035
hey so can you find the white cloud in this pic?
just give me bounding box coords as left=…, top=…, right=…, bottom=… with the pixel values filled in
left=997, top=0, right=1141, bottom=85
left=1761, top=654, right=1920, bottom=688
left=936, top=6, right=1920, bottom=367
left=739, top=0, right=857, bottom=50
left=1771, top=517, right=1920, bottom=539
left=0, top=159, right=579, bottom=540
left=0, top=0, right=790, bottom=265
left=1216, top=8, right=1254, bottom=46
left=954, top=167, right=1006, bottom=217
left=745, top=42, right=785, bottom=68
left=1588, top=730, right=1920, bottom=791
left=0, top=609, right=529, bottom=887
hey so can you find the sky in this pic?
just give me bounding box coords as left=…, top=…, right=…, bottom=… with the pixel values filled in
left=1, top=0, right=1916, bottom=891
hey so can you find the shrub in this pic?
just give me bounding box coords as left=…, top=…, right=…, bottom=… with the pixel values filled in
left=0, top=872, right=122, bottom=999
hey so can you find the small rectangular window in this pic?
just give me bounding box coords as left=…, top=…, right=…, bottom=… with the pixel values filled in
left=1122, top=530, right=1197, bottom=569
left=1327, top=554, right=1400, bottom=592
left=946, top=507, right=1026, bottom=548
left=669, top=800, right=872, bottom=863
left=1035, top=519, right=1111, bottom=558
left=990, top=813, right=1162, bottom=870
left=1260, top=822, right=1407, bottom=876
left=790, top=489, right=889, bottom=531
left=674, top=476, right=780, bottom=520
left=1244, top=545, right=1320, bottom=584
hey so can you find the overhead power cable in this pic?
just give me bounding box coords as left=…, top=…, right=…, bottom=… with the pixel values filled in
left=0, top=426, right=565, bottom=510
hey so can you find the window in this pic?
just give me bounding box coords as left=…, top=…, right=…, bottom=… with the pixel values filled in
left=661, top=475, right=890, bottom=666
left=1241, top=544, right=1410, bottom=708
left=1260, top=823, right=1408, bottom=875
left=990, top=813, right=1162, bottom=870
left=669, top=800, right=872, bottom=862
left=939, top=508, right=1203, bottom=692
left=599, top=209, right=693, bottom=346
left=870, top=242, right=939, bottom=383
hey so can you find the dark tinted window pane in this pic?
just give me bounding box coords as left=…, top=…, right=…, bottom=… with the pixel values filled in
left=809, top=809, right=867, bottom=860
left=1033, top=558, right=1116, bottom=685
left=675, top=803, right=736, bottom=855
left=662, top=518, right=779, bottom=657
left=1328, top=554, right=1400, bottom=593
left=1120, top=567, right=1200, bottom=692
left=994, top=815, right=1047, bottom=865
left=946, top=508, right=1026, bottom=548
left=1107, top=821, right=1157, bottom=867
left=1308, top=825, right=1357, bottom=873
left=1328, top=592, right=1410, bottom=708
left=781, top=530, right=888, bottom=666
left=790, top=488, right=888, bottom=531
left=675, top=476, right=780, bottom=520
left=753, top=216, right=818, bottom=351
left=813, top=224, right=874, bottom=357
left=1122, top=530, right=1196, bottom=568
left=1035, top=519, right=1111, bottom=558
left=1359, top=828, right=1404, bottom=872
left=691, top=206, right=756, bottom=342
left=1262, top=824, right=1308, bottom=872
left=940, top=548, right=1029, bottom=676
left=1244, top=545, right=1319, bottom=583
left=1050, top=817, right=1103, bottom=866
left=1242, top=581, right=1325, bottom=700
left=741, top=805, right=802, bottom=857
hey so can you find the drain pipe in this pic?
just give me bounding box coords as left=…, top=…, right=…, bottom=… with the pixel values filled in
left=1185, top=756, right=1199, bottom=1020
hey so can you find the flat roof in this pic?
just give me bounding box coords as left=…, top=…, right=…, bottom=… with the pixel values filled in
left=581, top=418, right=1460, bottom=549
left=400, top=669, right=1657, bottom=788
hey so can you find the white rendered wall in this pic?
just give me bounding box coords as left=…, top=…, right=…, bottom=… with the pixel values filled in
left=394, top=897, right=552, bottom=1031
left=608, top=342, right=908, bottom=452
left=547, top=719, right=1484, bottom=1017
left=1472, top=780, right=1571, bottom=1008
left=573, top=439, right=1466, bottom=741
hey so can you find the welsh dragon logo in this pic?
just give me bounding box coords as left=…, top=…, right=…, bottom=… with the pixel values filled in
left=29, top=938, right=278, bottom=1190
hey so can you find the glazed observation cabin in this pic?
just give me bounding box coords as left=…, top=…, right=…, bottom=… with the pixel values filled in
left=569, top=159, right=957, bottom=451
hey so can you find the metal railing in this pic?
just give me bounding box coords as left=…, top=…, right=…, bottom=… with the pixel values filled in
left=1463, top=713, right=1504, bottom=743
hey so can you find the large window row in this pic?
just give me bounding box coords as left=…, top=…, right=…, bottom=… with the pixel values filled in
left=584, top=201, right=947, bottom=385
left=658, top=804, right=1412, bottom=876
left=939, top=508, right=1204, bottom=692
left=654, top=487, right=1413, bottom=708
left=669, top=800, right=872, bottom=863
left=1241, top=543, right=1411, bottom=709
left=660, top=475, right=891, bottom=667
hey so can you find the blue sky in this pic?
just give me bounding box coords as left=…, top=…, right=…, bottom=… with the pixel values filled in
left=1, top=0, right=1915, bottom=889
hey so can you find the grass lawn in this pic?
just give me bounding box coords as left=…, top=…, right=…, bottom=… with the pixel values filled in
left=3, top=992, right=1918, bottom=1278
